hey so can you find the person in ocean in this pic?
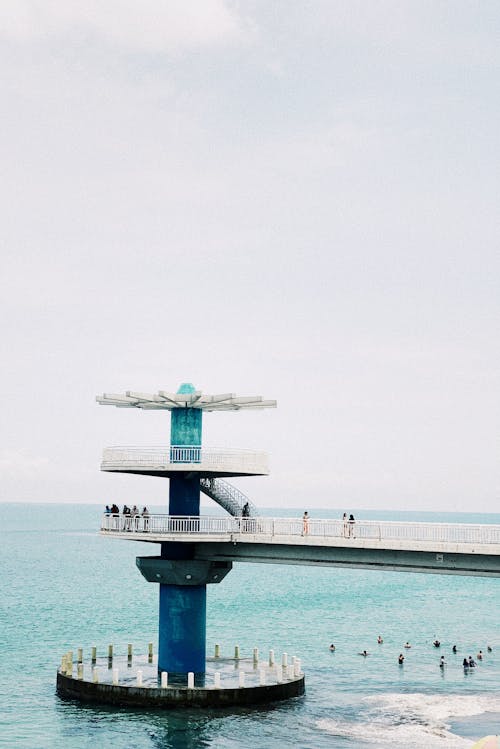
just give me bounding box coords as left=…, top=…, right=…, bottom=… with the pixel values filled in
left=329, top=644, right=336, bottom=651
left=359, top=650, right=369, bottom=656
left=452, top=645, right=457, bottom=653
left=477, top=650, right=483, bottom=660
left=433, top=638, right=441, bottom=647
left=463, top=658, right=469, bottom=668
left=377, top=635, right=383, bottom=644
left=398, top=653, right=405, bottom=664
left=439, top=656, right=446, bottom=668
left=487, top=645, right=493, bottom=652
left=468, top=656, right=476, bottom=667
left=404, top=642, right=411, bottom=649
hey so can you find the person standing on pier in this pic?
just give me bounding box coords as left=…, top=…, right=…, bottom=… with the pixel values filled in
left=348, top=514, right=355, bottom=538
left=302, top=511, right=310, bottom=535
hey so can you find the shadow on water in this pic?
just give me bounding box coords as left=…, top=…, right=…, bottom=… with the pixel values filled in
left=55, top=695, right=304, bottom=749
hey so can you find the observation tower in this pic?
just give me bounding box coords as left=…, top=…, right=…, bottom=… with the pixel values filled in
left=96, top=383, right=276, bottom=679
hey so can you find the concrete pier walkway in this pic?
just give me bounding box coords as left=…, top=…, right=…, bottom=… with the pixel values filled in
left=101, top=515, right=500, bottom=577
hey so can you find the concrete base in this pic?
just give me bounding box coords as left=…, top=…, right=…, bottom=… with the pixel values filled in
left=56, top=671, right=305, bottom=708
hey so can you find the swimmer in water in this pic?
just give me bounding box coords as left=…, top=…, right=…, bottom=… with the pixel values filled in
left=468, top=656, right=476, bottom=667
left=359, top=650, right=370, bottom=657
left=463, top=658, right=469, bottom=668
left=329, top=644, right=336, bottom=651
left=398, top=654, right=405, bottom=664
left=439, top=656, right=446, bottom=668
left=377, top=635, right=383, bottom=644
left=477, top=650, right=483, bottom=660
left=487, top=646, right=492, bottom=652
left=452, top=645, right=457, bottom=653
left=433, top=639, right=441, bottom=648
left=404, top=642, right=411, bottom=649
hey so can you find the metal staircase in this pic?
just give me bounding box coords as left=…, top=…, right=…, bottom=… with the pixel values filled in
left=200, top=478, right=256, bottom=517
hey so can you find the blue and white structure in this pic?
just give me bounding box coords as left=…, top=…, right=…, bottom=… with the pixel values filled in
left=97, top=384, right=276, bottom=678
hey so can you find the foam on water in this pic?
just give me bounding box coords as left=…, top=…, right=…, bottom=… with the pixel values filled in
left=317, top=717, right=472, bottom=747
left=318, top=693, right=500, bottom=748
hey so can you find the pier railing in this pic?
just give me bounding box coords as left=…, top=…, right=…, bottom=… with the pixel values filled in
left=101, top=446, right=269, bottom=474
left=100, top=515, right=500, bottom=546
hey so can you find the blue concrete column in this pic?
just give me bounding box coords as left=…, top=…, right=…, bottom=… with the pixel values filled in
left=158, top=383, right=206, bottom=677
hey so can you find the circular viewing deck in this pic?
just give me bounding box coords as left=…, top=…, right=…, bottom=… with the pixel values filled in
left=101, top=446, right=269, bottom=478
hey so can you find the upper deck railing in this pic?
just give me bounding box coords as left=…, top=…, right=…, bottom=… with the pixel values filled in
left=101, top=446, right=269, bottom=474
left=100, top=514, right=500, bottom=547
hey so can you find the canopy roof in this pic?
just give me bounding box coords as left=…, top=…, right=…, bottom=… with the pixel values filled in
left=96, top=390, right=277, bottom=412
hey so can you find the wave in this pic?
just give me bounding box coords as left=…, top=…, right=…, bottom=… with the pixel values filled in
left=317, top=693, right=500, bottom=747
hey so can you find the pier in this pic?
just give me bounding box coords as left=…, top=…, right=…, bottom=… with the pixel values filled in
left=101, top=514, right=500, bottom=577
left=57, top=383, right=309, bottom=708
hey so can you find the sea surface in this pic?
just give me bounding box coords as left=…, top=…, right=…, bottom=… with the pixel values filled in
left=1, top=503, right=499, bottom=749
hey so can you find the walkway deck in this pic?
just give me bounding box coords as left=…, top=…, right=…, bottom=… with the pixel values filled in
left=101, top=515, right=500, bottom=577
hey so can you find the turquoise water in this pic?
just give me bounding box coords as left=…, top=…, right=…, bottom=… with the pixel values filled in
left=1, top=503, right=499, bottom=749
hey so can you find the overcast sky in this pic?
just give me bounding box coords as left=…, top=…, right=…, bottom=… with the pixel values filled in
left=1, top=1, right=498, bottom=513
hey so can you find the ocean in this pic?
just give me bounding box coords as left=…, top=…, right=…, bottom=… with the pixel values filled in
left=1, top=503, right=499, bottom=749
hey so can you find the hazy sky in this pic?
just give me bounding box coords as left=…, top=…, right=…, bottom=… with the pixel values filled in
left=1, top=1, right=498, bottom=512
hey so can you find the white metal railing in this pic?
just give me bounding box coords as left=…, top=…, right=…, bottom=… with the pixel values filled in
left=170, top=445, right=201, bottom=463
left=100, top=515, right=500, bottom=546
left=101, top=446, right=268, bottom=473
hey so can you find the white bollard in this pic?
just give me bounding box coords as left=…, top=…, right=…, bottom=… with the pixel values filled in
left=259, top=668, right=266, bottom=686
left=108, top=644, right=113, bottom=659
left=234, top=645, right=240, bottom=660
left=127, top=644, right=133, bottom=659
left=281, top=652, right=288, bottom=667
left=65, top=657, right=73, bottom=677
left=91, top=646, right=97, bottom=662
left=214, top=672, right=221, bottom=689
left=269, top=649, right=275, bottom=666
left=67, top=650, right=73, bottom=664
left=239, top=670, right=245, bottom=688
left=77, top=648, right=83, bottom=663
left=92, top=667, right=99, bottom=684
left=294, top=658, right=301, bottom=677
left=214, top=644, right=220, bottom=658
left=187, top=672, right=195, bottom=689
left=276, top=667, right=283, bottom=683
left=287, top=664, right=294, bottom=679
left=77, top=664, right=84, bottom=680
left=112, top=668, right=119, bottom=685
left=161, top=671, right=168, bottom=688
left=136, top=669, right=143, bottom=687
left=61, top=655, right=67, bottom=672
left=253, top=647, right=259, bottom=664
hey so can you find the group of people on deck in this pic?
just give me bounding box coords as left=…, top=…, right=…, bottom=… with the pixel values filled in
left=105, top=505, right=149, bottom=530
left=301, top=511, right=356, bottom=537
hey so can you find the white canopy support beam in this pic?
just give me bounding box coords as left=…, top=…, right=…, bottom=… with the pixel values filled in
left=97, top=389, right=276, bottom=412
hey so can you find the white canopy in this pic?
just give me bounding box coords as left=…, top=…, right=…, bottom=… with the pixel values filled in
left=96, top=390, right=277, bottom=411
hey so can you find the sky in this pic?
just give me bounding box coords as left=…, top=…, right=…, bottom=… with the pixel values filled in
left=1, top=1, right=498, bottom=513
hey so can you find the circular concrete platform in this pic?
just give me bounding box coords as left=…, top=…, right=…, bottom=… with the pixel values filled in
left=56, top=653, right=305, bottom=708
